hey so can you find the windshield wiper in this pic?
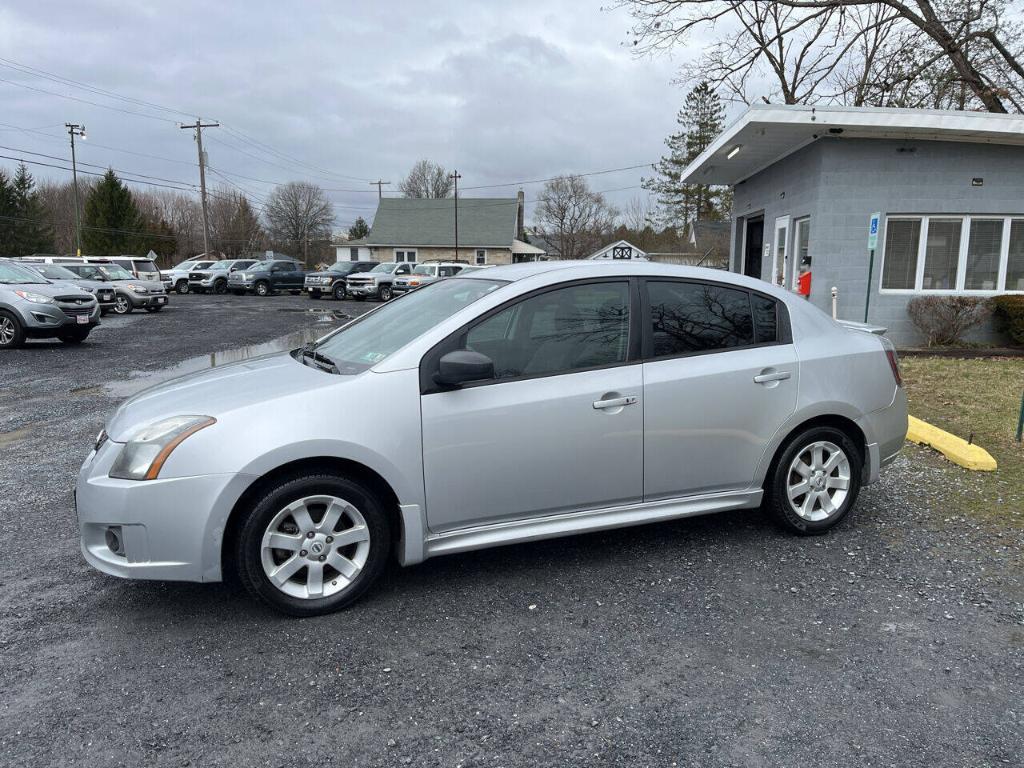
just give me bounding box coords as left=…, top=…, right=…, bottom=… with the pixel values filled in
left=299, top=342, right=340, bottom=374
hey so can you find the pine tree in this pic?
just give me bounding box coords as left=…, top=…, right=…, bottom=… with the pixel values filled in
left=0, top=170, right=16, bottom=255
left=82, top=169, right=143, bottom=255
left=10, top=163, right=54, bottom=255
left=643, top=82, right=729, bottom=233
left=347, top=216, right=370, bottom=240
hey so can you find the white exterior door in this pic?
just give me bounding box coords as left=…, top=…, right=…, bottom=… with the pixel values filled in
left=773, top=216, right=790, bottom=287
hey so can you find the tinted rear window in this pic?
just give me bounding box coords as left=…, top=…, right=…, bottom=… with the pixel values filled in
left=648, top=281, right=754, bottom=356
left=751, top=294, right=779, bottom=344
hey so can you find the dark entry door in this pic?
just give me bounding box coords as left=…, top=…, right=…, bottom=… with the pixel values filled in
left=743, top=217, right=764, bottom=279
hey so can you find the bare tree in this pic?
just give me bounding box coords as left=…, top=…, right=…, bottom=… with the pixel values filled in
left=208, top=187, right=264, bottom=256
left=399, top=159, right=454, bottom=198
left=621, top=0, right=1024, bottom=112
left=37, top=179, right=89, bottom=254
left=264, top=182, right=335, bottom=266
left=535, top=175, right=618, bottom=260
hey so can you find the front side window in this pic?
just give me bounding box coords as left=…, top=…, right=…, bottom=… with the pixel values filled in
left=277, top=263, right=295, bottom=272
left=648, top=281, right=755, bottom=356
left=463, top=281, right=630, bottom=380
left=314, top=278, right=505, bottom=373
left=922, top=218, right=962, bottom=290
left=439, top=266, right=462, bottom=277
left=881, top=219, right=921, bottom=290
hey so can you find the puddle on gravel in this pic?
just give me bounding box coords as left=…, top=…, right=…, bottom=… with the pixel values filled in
left=277, top=308, right=353, bottom=322
left=103, top=326, right=338, bottom=399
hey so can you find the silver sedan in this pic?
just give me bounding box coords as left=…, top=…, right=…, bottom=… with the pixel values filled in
left=77, top=262, right=908, bottom=616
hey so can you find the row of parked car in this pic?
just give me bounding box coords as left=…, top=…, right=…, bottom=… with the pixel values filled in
left=0, top=255, right=170, bottom=348
left=159, top=257, right=488, bottom=302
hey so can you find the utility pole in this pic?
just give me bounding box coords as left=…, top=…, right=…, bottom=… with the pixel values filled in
left=369, top=179, right=390, bottom=200
left=65, top=123, right=86, bottom=256
left=179, top=119, right=219, bottom=256
left=449, top=170, right=461, bottom=260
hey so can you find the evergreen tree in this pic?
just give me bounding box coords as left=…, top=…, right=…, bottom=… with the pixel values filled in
left=643, top=82, right=729, bottom=232
left=0, top=170, right=16, bottom=255
left=10, top=164, right=54, bottom=255
left=347, top=216, right=370, bottom=240
left=82, top=169, right=143, bottom=255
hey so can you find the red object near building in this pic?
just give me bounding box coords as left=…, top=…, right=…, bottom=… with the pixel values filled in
left=797, top=270, right=812, bottom=297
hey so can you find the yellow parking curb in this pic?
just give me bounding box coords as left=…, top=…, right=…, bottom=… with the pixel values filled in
left=906, top=415, right=997, bottom=471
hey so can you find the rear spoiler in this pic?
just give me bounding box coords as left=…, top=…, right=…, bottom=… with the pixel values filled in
left=836, top=319, right=888, bottom=335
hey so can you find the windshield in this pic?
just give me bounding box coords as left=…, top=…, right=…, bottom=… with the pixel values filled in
left=369, top=263, right=396, bottom=274
left=99, top=265, right=134, bottom=280
left=251, top=260, right=273, bottom=271
left=313, top=278, right=505, bottom=374
left=411, top=265, right=433, bottom=276
left=0, top=262, right=47, bottom=284
left=173, top=261, right=197, bottom=271
left=209, top=261, right=232, bottom=271
left=33, top=264, right=79, bottom=280
left=326, top=263, right=356, bottom=274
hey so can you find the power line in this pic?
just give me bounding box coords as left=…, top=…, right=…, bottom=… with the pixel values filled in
left=0, top=77, right=180, bottom=124
left=0, top=153, right=199, bottom=193
left=461, top=163, right=654, bottom=190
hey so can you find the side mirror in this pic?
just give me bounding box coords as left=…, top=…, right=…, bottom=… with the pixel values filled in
left=434, top=350, right=494, bottom=388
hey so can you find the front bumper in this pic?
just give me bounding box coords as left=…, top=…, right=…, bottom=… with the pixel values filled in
left=17, top=301, right=100, bottom=334
left=76, top=439, right=254, bottom=582
left=125, top=291, right=169, bottom=308
left=346, top=283, right=379, bottom=296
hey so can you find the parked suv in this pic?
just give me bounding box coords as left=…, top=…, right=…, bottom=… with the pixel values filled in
left=88, top=256, right=162, bottom=285
left=162, top=259, right=218, bottom=294
left=392, top=262, right=466, bottom=295
left=13, top=261, right=116, bottom=315
left=345, top=261, right=417, bottom=301
left=228, top=259, right=306, bottom=296
left=305, top=261, right=379, bottom=300
left=61, top=262, right=169, bottom=314
left=188, top=259, right=259, bottom=294
left=0, top=261, right=99, bottom=348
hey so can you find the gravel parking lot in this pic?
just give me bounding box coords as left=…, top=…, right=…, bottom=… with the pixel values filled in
left=1, top=291, right=1022, bottom=768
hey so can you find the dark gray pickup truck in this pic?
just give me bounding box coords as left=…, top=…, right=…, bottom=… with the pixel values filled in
left=227, top=259, right=306, bottom=296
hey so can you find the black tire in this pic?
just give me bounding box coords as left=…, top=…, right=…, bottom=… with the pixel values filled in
left=100, top=307, right=110, bottom=316
left=255, top=281, right=271, bottom=297
left=233, top=473, right=392, bottom=617
left=309, top=290, right=321, bottom=300
left=59, top=328, right=91, bottom=344
left=214, top=279, right=227, bottom=295
left=176, top=280, right=190, bottom=295
left=145, top=305, right=163, bottom=313
left=0, top=310, right=26, bottom=349
left=766, top=425, right=862, bottom=535
left=112, top=294, right=133, bottom=314
left=378, top=285, right=393, bottom=302
left=332, top=283, right=347, bottom=301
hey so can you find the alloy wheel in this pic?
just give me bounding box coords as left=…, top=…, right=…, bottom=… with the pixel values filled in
left=786, top=440, right=851, bottom=522
left=380, top=286, right=392, bottom=301
left=260, top=495, right=371, bottom=600
left=113, top=295, right=131, bottom=314
left=0, top=316, right=15, bottom=346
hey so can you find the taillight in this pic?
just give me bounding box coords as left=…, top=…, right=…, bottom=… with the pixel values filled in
left=885, top=348, right=902, bottom=387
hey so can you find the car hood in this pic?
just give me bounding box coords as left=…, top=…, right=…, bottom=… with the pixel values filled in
left=105, top=352, right=338, bottom=441
left=3, top=281, right=90, bottom=298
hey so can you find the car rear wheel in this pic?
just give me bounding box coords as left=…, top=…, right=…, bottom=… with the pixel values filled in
left=333, top=283, right=346, bottom=300
left=766, top=426, right=862, bottom=535
left=176, top=280, right=190, bottom=295
left=378, top=285, right=393, bottom=301
left=0, top=311, right=25, bottom=349
left=112, top=295, right=133, bottom=314
left=233, top=473, right=391, bottom=616
left=255, top=281, right=270, bottom=297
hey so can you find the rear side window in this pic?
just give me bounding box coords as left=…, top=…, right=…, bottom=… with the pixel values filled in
left=751, top=294, right=779, bottom=344
left=647, top=281, right=755, bottom=356
left=278, top=262, right=295, bottom=271
left=134, top=261, right=158, bottom=274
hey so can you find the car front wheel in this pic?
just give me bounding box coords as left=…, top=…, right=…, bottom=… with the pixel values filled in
left=255, top=281, right=270, bottom=297
left=214, top=280, right=227, bottom=295
left=766, top=426, right=862, bottom=535
left=233, top=473, right=391, bottom=616
left=112, top=295, right=133, bottom=314
left=378, top=285, right=393, bottom=301
left=0, top=311, right=25, bottom=349
left=176, top=280, right=190, bottom=295
left=333, top=283, right=346, bottom=300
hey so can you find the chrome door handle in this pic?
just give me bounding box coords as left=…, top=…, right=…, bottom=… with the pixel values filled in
left=753, top=371, right=791, bottom=384
left=593, top=395, right=638, bottom=409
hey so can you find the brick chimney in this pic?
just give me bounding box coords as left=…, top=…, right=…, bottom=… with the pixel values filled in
left=516, top=189, right=525, bottom=240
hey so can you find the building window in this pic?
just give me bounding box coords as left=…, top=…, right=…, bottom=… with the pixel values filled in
left=394, top=249, right=417, bottom=263
left=350, top=247, right=359, bottom=262
left=792, top=217, right=810, bottom=290
left=880, top=214, right=1024, bottom=294
left=475, top=249, right=486, bottom=265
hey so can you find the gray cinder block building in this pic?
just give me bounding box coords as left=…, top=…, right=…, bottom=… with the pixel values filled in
left=681, top=104, right=1024, bottom=345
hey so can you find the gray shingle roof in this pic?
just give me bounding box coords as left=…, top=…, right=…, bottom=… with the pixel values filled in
left=366, top=197, right=519, bottom=248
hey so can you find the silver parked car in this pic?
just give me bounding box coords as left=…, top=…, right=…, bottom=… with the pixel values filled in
left=77, top=262, right=908, bottom=616
left=188, top=259, right=259, bottom=294
left=0, top=261, right=99, bottom=348
left=345, top=261, right=416, bottom=301
left=13, top=261, right=117, bottom=315
left=162, top=259, right=217, bottom=294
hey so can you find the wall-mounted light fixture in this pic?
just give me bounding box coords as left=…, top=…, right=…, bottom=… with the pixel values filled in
left=972, top=177, right=984, bottom=187
left=727, top=144, right=742, bottom=159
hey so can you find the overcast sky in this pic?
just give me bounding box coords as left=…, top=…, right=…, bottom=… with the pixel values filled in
left=0, top=0, right=712, bottom=229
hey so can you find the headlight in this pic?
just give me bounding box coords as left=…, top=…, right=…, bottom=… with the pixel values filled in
left=14, top=290, right=54, bottom=304
left=126, top=284, right=149, bottom=294
left=108, top=416, right=216, bottom=481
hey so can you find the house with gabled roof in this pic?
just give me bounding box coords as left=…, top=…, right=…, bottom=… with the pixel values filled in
left=335, top=190, right=545, bottom=266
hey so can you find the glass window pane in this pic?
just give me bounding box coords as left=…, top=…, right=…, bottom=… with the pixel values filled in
left=751, top=294, right=778, bottom=343
left=648, top=281, right=754, bottom=356
left=922, top=219, right=962, bottom=290
left=964, top=219, right=1003, bottom=290
left=465, top=282, right=630, bottom=379
left=882, top=219, right=921, bottom=289
left=1007, top=220, right=1024, bottom=291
